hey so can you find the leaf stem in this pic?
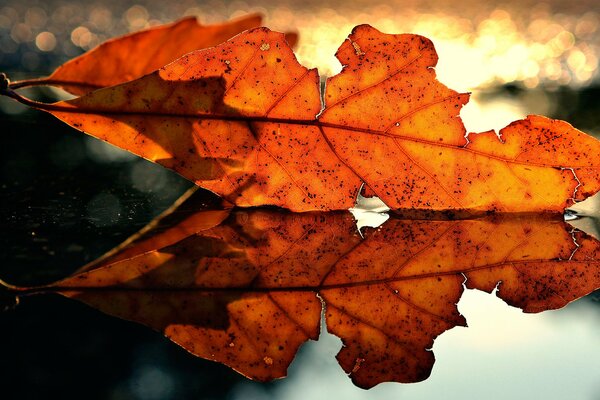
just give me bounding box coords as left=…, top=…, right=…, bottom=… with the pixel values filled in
left=9, top=77, right=102, bottom=91
left=0, top=277, right=27, bottom=293
left=8, top=76, right=50, bottom=90
left=0, top=84, right=69, bottom=112
left=1, top=73, right=68, bottom=112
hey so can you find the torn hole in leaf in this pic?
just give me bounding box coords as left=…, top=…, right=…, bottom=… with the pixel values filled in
left=565, top=190, right=600, bottom=217
left=567, top=218, right=600, bottom=241
left=565, top=192, right=600, bottom=240
left=459, top=95, right=526, bottom=134
left=349, top=184, right=390, bottom=232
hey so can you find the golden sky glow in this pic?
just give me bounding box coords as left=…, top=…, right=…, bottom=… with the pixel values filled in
left=1, top=1, right=598, bottom=90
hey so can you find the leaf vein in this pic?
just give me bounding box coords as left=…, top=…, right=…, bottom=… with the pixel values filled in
left=392, top=138, right=464, bottom=208
left=382, top=93, right=466, bottom=134
left=264, top=68, right=311, bottom=117
left=247, top=121, right=314, bottom=206
left=384, top=282, right=456, bottom=324
left=323, top=53, right=423, bottom=112
left=267, top=293, right=314, bottom=338
left=324, top=302, right=421, bottom=362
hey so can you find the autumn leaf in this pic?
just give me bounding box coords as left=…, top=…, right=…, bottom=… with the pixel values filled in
left=8, top=14, right=297, bottom=95
left=3, top=24, right=599, bottom=212
left=6, top=190, right=599, bottom=388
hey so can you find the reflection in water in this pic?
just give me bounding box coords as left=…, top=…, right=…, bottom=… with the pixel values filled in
left=243, top=288, right=600, bottom=400
left=568, top=192, right=600, bottom=239
left=6, top=189, right=599, bottom=389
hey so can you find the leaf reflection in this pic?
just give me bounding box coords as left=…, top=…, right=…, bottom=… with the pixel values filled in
left=14, top=191, right=600, bottom=389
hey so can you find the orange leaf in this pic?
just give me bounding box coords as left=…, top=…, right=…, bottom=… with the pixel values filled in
left=19, top=14, right=294, bottom=95
left=11, top=191, right=599, bottom=388
left=7, top=25, right=600, bottom=211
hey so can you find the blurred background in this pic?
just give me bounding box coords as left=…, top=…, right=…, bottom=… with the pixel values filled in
left=2, top=0, right=600, bottom=131
left=1, top=0, right=599, bottom=399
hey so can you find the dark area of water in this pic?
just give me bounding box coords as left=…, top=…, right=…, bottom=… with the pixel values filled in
left=0, top=109, right=193, bottom=286
left=1, top=295, right=251, bottom=400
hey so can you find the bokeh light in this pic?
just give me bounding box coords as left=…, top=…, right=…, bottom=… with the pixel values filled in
left=0, top=1, right=597, bottom=90
left=0, top=0, right=597, bottom=133
left=35, top=31, right=56, bottom=51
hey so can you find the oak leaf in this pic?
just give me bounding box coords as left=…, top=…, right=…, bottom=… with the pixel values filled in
left=9, top=190, right=600, bottom=389
left=4, top=25, right=600, bottom=212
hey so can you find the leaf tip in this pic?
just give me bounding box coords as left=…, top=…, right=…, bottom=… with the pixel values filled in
left=284, top=31, right=299, bottom=48
left=350, top=24, right=380, bottom=36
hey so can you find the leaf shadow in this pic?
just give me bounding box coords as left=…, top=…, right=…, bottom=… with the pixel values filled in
left=99, top=74, right=279, bottom=208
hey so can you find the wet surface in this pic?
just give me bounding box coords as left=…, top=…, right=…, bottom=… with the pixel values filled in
left=2, top=187, right=600, bottom=398
left=10, top=194, right=598, bottom=388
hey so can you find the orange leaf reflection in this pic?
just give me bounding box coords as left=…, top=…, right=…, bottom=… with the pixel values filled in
left=17, top=191, right=597, bottom=389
